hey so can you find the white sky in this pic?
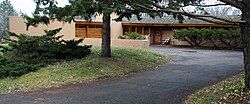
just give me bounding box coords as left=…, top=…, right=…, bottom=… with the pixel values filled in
left=0, top=0, right=240, bottom=16
left=0, top=0, right=69, bottom=16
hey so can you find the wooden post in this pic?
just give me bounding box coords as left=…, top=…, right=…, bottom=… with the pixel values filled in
left=142, top=27, right=145, bottom=35
left=149, top=27, right=152, bottom=44
left=129, top=26, right=131, bottom=33
left=86, top=26, right=88, bottom=38
left=149, top=27, right=151, bottom=35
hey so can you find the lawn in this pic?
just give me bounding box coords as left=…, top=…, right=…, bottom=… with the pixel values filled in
left=185, top=72, right=246, bottom=104
left=0, top=47, right=168, bottom=94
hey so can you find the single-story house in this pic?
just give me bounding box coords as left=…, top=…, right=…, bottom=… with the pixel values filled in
left=9, top=14, right=237, bottom=48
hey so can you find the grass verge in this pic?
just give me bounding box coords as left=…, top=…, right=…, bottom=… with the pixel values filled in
left=0, top=47, right=168, bottom=94
left=185, top=72, right=246, bottom=104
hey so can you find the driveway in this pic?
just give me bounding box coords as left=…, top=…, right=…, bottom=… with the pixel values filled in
left=0, top=46, right=243, bottom=104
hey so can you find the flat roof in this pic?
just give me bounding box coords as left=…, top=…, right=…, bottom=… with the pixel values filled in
left=74, top=20, right=237, bottom=28
left=121, top=23, right=236, bottom=27
left=75, top=21, right=103, bottom=25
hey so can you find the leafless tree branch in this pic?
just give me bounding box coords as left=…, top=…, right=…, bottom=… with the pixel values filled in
left=219, top=0, right=243, bottom=9
left=130, top=2, right=245, bottom=25
left=181, top=3, right=229, bottom=7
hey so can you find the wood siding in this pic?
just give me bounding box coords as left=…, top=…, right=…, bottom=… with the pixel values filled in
left=75, top=28, right=87, bottom=37
left=75, top=24, right=102, bottom=38
left=87, top=27, right=102, bottom=38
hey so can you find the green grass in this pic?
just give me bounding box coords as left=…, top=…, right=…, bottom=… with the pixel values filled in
left=185, top=72, right=245, bottom=104
left=0, top=47, right=168, bottom=94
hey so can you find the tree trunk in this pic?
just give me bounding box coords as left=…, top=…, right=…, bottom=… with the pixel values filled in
left=242, top=0, right=250, bottom=91
left=101, top=12, right=111, bottom=57
left=208, top=38, right=217, bottom=48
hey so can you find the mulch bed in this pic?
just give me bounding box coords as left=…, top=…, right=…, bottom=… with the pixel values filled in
left=218, top=93, right=250, bottom=104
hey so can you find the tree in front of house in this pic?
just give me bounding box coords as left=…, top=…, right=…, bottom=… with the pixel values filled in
left=0, top=0, right=18, bottom=43
left=24, top=0, right=250, bottom=91
left=121, top=0, right=250, bottom=90
left=24, top=0, right=146, bottom=58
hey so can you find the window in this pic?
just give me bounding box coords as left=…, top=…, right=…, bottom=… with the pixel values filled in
left=137, top=27, right=143, bottom=34
left=123, top=26, right=130, bottom=34
left=131, top=26, right=136, bottom=32
left=144, top=27, right=150, bottom=35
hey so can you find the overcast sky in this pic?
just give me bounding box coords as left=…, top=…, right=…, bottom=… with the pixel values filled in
left=0, top=0, right=240, bottom=16
left=0, top=0, right=69, bottom=16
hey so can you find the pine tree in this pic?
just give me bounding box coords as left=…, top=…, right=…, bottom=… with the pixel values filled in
left=0, top=0, right=18, bottom=43
left=24, top=0, right=143, bottom=57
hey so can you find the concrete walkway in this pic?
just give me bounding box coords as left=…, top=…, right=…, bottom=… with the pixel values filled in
left=0, top=46, right=243, bottom=104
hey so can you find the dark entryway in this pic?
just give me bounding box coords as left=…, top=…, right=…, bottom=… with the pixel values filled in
left=153, top=28, right=163, bottom=44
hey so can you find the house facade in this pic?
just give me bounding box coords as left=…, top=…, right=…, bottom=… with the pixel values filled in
left=9, top=15, right=235, bottom=48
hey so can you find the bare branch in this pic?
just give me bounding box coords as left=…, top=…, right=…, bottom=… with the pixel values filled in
left=185, top=15, right=236, bottom=25
left=180, top=8, right=241, bottom=24
left=132, top=3, right=245, bottom=25
left=219, top=0, right=243, bottom=9
left=181, top=3, right=229, bottom=7
left=154, top=3, right=237, bottom=23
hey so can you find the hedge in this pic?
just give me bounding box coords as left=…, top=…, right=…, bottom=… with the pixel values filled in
left=173, top=28, right=241, bottom=48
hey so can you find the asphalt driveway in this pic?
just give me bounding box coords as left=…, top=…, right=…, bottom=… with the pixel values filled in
left=0, top=46, right=243, bottom=104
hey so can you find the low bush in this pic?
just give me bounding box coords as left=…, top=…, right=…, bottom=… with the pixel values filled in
left=0, top=44, right=12, bottom=52
left=0, top=28, right=92, bottom=78
left=118, top=32, right=146, bottom=40
left=0, top=47, right=168, bottom=93
left=0, top=44, right=12, bottom=58
left=215, top=28, right=241, bottom=48
left=173, top=28, right=241, bottom=48
left=173, top=28, right=205, bottom=47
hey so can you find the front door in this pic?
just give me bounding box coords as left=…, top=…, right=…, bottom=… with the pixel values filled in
left=153, top=29, right=162, bottom=44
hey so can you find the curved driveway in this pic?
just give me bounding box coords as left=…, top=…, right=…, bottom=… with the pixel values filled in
left=0, top=46, right=243, bottom=104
